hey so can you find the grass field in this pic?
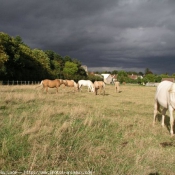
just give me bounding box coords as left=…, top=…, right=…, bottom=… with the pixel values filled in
left=0, top=84, right=175, bottom=175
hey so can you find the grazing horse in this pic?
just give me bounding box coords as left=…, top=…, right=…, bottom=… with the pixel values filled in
left=115, top=81, right=120, bottom=93
left=93, top=81, right=105, bottom=95
left=63, top=80, right=79, bottom=92
left=36, top=79, right=65, bottom=93
left=78, top=80, right=94, bottom=92
left=153, top=80, right=175, bottom=135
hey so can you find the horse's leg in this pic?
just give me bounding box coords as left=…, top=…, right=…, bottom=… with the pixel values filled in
left=169, top=105, right=174, bottom=135
left=79, top=84, right=82, bottom=92
left=95, top=88, right=97, bottom=95
left=91, top=85, right=94, bottom=92
left=161, top=108, right=167, bottom=127
left=103, top=87, right=105, bottom=95
left=153, top=100, right=158, bottom=126
left=42, top=87, right=45, bottom=93
left=43, top=86, right=47, bottom=93
left=99, top=87, right=101, bottom=95
left=88, top=85, right=91, bottom=92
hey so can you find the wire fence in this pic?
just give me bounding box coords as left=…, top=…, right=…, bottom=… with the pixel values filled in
left=0, top=80, right=41, bottom=85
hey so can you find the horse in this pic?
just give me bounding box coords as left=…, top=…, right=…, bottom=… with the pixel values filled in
left=63, top=80, right=79, bottom=92
left=153, top=80, right=175, bottom=135
left=78, top=80, right=94, bottom=92
left=115, top=81, right=120, bottom=93
left=93, top=81, right=105, bottom=95
left=36, top=79, right=66, bottom=93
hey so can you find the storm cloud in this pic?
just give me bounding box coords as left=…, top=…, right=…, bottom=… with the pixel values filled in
left=1, top=0, right=175, bottom=74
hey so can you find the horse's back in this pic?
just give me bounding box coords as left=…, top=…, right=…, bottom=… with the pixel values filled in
left=156, top=81, right=172, bottom=108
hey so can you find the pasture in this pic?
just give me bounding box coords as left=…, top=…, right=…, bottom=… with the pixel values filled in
left=0, top=84, right=175, bottom=174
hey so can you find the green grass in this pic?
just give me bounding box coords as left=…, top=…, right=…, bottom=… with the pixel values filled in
left=0, top=84, right=175, bottom=174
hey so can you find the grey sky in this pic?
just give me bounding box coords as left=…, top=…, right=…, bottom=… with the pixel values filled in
left=1, top=0, right=175, bottom=74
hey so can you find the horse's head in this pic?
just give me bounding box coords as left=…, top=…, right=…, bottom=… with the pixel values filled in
left=62, top=80, right=68, bottom=86
left=91, top=87, right=95, bottom=92
left=74, top=82, right=79, bottom=91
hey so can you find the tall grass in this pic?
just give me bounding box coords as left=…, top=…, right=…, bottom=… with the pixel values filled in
left=0, top=84, right=175, bottom=174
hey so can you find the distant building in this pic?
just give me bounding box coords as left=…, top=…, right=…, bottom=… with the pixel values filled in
left=128, top=74, right=143, bottom=80
left=128, top=74, right=138, bottom=80
left=101, top=74, right=114, bottom=84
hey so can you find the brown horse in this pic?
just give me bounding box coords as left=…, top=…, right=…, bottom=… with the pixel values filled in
left=93, top=81, right=105, bottom=95
left=36, top=79, right=66, bottom=93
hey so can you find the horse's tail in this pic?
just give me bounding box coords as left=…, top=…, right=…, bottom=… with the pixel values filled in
left=35, top=80, right=43, bottom=89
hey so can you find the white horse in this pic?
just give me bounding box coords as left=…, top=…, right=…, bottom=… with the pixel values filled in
left=153, top=80, right=175, bottom=135
left=78, top=80, right=94, bottom=92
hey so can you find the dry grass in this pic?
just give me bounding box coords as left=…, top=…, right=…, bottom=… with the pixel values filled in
left=0, top=84, right=175, bottom=174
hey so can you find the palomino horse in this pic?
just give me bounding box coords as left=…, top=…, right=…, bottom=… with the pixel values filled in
left=114, top=81, right=120, bottom=93
left=93, top=81, right=105, bottom=95
left=36, top=79, right=66, bottom=93
left=63, top=80, right=79, bottom=92
left=78, top=80, right=94, bottom=92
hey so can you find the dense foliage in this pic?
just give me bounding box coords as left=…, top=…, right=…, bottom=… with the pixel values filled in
left=0, top=32, right=87, bottom=81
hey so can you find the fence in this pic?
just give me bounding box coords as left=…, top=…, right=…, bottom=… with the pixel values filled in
left=0, top=80, right=41, bottom=85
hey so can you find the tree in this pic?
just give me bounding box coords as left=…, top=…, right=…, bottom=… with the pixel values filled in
left=145, top=68, right=153, bottom=75
left=50, top=60, right=61, bottom=78
left=144, top=74, right=156, bottom=82
left=14, top=35, right=23, bottom=45
left=111, top=70, right=118, bottom=75
left=138, top=72, right=144, bottom=76
left=32, top=49, right=51, bottom=70
left=64, top=55, right=72, bottom=62
left=0, top=45, right=8, bottom=69
left=142, top=77, right=149, bottom=84
left=63, top=61, right=78, bottom=79
left=117, top=70, right=128, bottom=83
left=155, top=75, right=162, bottom=82
left=137, top=77, right=142, bottom=84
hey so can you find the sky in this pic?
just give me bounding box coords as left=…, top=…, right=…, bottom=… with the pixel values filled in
left=1, top=0, right=175, bottom=75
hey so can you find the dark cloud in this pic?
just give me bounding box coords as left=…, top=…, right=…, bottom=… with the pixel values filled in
left=1, top=0, right=175, bottom=74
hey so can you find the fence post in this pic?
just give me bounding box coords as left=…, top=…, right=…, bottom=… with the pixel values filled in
left=2, top=80, right=42, bottom=85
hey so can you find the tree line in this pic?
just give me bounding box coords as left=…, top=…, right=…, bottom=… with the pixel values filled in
left=0, top=32, right=103, bottom=82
